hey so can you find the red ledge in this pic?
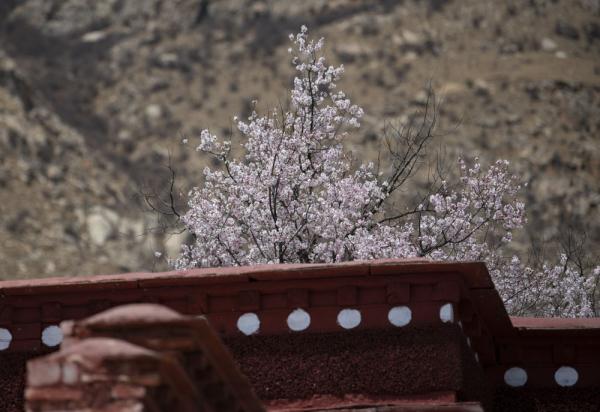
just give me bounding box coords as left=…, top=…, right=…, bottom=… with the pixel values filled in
left=510, top=317, right=600, bottom=329
left=265, top=391, right=461, bottom=411
left=0, top=259, right=492, bottom=295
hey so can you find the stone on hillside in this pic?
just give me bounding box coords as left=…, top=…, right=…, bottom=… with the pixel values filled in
left=165, top=231, right=191, bottom=258
left=442, top=82, right=467, bottom=96
left=555, top=51, right=567, bottom=59
left=541, top=37, right=557, bottom=51
left=473, top=78, right=494, bottom=97
left=86, top=208, right=119, bottom=246
left=46, top=165, right=63, bottom=181
left=81, top=30, right=108, bottom=43
left=402, top=30, right=422, bottom=47
left=145, top=104, right=163, bottom=120
left=412, top=90, right=429, bottom=106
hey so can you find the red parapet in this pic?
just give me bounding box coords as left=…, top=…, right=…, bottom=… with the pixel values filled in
left=1, top=259, right=599, bottom=411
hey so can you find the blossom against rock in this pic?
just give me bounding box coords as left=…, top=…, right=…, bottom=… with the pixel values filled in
left=173, top=27, right=597, bottom=317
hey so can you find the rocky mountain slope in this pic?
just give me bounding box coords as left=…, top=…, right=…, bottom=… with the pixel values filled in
left=1, top=0, right=599, bottom=279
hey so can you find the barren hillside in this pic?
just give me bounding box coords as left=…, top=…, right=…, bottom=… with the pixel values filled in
left=1, top=0, right=598, bottom=279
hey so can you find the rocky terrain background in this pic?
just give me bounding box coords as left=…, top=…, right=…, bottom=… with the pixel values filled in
left=0, top=0, right=598, bottom=279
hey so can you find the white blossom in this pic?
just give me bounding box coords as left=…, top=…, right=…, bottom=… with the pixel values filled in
left=172, top=27, right=597, bottom=317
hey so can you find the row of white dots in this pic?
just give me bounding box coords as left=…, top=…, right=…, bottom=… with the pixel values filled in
left=0, top=325, right=63, bottom=350
left=504, top=366, right=580, bottom=387
left=236, top=303, right=455, bottom=336
left=0, top=303, right=456, bottom=350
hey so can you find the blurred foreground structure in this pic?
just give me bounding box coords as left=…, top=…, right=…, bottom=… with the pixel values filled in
left=1, top=260, right=599, bottom=411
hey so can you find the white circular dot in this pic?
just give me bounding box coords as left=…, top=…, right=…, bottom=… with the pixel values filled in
left=554, top=366, right=578, bottom=387
left=439, top=303, right=454, bottom=323
left=42, top=325, right=63, bottom=347
left=287, top=308, right=311, bottom=332
left=0, top=328, right=12, bottom=351
left=237, top=313, right=260, bottom=335
left=504, top=367, right=527, bottom=387
left=337, top=308, right=361, bottom=329
left=388, top=306, right=412, bottom=327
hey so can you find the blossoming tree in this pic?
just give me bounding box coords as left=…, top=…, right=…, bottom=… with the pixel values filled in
left=172, top=27, right=598, bottom=317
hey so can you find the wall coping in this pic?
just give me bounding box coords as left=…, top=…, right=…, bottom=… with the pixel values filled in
left=0, top=259, right=493, bottom=294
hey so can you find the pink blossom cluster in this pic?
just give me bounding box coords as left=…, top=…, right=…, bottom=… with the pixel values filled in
left=414, top=158, right=526, bottom=261
left=491, top=255, right=595, bottom=317
left=173, top=27, right=598, bottom=317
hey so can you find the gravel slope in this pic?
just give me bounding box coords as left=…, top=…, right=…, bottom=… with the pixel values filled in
left=0, top=0, right=598, bottom=279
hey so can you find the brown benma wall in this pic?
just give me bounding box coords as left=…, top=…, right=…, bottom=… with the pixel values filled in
left=1, top=260, right=600, bottom=411
left=224, top=326, right=491, bottom=409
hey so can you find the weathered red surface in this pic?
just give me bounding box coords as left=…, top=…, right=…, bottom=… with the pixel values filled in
left=1, top=259, right=599, bottom=412
left=1, top=352, right=42, bottom=412
left=224, top=326, right=491, bottom=409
